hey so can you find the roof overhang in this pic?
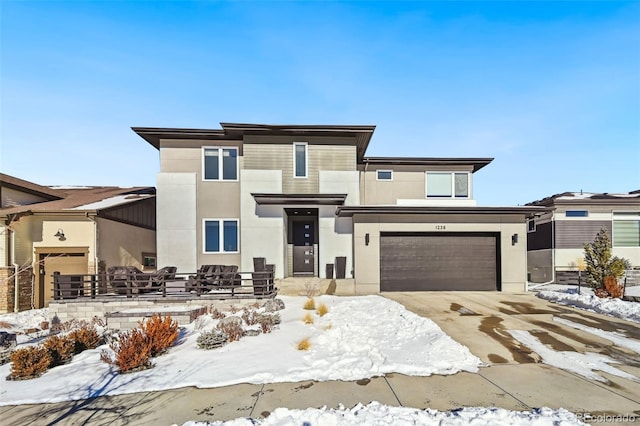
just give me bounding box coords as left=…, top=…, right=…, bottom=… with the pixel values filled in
left=133, top=123, right=376, bottom=160
left=336, top=205, right=550, bottom=218
left=252, top=193, right=348, bottom=205
left=361, top=157, right=494, bottom=172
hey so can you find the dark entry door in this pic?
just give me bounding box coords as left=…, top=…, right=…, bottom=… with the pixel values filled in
left=293, top=221, right=315, bottom=275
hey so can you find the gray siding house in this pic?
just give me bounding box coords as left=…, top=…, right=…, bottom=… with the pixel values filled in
left=134, top=123, right=545, bottom=293
left=526, top=191, right=640, bottom=283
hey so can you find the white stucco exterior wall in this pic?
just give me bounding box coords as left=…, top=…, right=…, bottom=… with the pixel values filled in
left=156, top=172, right=197, bottom=274
left=240, top=170, right=284, bottom=278
left=318, top=171, right=359, bottom=278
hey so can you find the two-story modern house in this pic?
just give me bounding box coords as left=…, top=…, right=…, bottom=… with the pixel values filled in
left=134, top=123, right=545, bottom=293
left=526, top=191, right=640, bottom=284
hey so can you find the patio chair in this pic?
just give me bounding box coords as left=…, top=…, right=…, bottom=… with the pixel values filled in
left=187, top=265, right=223, bottom=292
left=220, top=265, right=241, bottom=287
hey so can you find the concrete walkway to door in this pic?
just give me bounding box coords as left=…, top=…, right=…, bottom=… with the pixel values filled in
left=1, top=292, right=639, bottom=425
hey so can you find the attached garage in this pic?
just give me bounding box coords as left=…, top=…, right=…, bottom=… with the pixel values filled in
left=380, top=232, right=500, bottom=291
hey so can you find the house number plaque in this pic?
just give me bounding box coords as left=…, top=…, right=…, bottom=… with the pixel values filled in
left=435, top=225, right=446, bottom=230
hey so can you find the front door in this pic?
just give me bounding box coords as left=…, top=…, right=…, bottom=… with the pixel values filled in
left=292, top=221, right=315, bottom=275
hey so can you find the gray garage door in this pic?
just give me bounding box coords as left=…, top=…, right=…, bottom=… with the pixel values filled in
left=380, top=233, right=499, bottom=291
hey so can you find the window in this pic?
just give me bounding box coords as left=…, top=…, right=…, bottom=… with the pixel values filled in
left=203, top=147, right=238, bottom=181
left=527, top=219, right=536, bottom=233
left=142, top=253, right=156, bottom=268
left=426, top=172, right=470, bottom=198
left=613, top=212, right=640, bottom=247
left=294, top=142, right=307, bottom=178
left=204, top=219, right=239, bottom=253
left=376, top=170, right=393, bottom=181
left=565, top=210, right=588, bottom=217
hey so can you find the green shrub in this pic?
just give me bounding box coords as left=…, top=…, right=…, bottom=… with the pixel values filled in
left=584, top=228, right=631, bottom=294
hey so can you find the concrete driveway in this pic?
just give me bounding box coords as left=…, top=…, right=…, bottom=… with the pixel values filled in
left=1, top=292, right=639, bottom=425
left=384, top=291, right=640, bottom=419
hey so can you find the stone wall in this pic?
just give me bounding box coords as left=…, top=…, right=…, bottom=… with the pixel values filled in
left=0, top=266, right=33, bottom=313
left=48, top=297, right=258, bottom=330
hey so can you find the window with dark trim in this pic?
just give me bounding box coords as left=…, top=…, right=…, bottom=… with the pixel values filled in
left=527, top=219, right=536, bottom=233
left=565, top=210, right=588, bottom=217
left=294, top=143, right=307, bottom=178
left=376, top=170, right=393, bottom=181
left=142, top=253, right=157, bottom=268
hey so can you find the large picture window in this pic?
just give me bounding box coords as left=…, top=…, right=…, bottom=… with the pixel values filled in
left=204, top=219, right=239, bottom=253
left=203, top=147, right=238, bottom=181
left=294, top=142, right=307, bottom=178
left=426, top=172, right=470, bottom=198
left=613, top=212, right=640, bottom=247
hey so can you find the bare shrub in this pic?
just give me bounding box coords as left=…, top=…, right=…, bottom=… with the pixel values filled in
left=241, top=309, right=259, bottom=326
left=210, top=308, right=226, bottom=320
left=43, top=334, right=75, bottom=366
left=303, top=279, right=320, bottom=298
left=139, top=315, right=179, bottom=357
left=9, top=346, right=52, bottom=380
left=258, top=313, right=280, bottom=334
left=217, top=318, right=243, bottom=342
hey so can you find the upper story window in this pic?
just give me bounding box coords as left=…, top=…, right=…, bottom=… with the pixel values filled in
left=613, top=212, right=640, bottom=247
left=294, top=142, right=307, bottom=178
left=204, top=219, right=239, bottom=253
left=203, top=147, right=238, bottom=181
left=426, top=172, right=470, bottom=198
left=565, top=210, right=588, bottom=217
left=527, top=219, right=536, bottom=233
left=376, top=170, right=393, bottom=181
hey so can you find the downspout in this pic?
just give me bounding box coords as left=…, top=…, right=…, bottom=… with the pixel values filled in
left=86, top=213, right=99, bottom=274
left=10, top=228, right=19, bottom=313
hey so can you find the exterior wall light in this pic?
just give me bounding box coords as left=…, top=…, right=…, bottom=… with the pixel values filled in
left=365, top=233, right=370, bottom=246
left=512, top=233, right=518, bottom=245
left=54, top=228, right=66, bottom=240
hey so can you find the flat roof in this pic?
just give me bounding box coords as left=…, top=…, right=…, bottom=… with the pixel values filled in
left=361, top=157, right=494, bottom=172
left=336, top=205, right=549, bottom=218
left=252, top=193, right=347, bottom=205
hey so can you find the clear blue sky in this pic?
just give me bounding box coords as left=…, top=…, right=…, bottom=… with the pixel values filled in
left=1, top=1, right=639, bottom=206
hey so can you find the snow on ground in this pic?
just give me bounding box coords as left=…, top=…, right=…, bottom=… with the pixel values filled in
left=182, top=402, right=587, bottom=426
left=553, top=317, right=640, bottom=354
left=532, top=285, right=640, bottom=324
left=0, top=295, right=481, bottom=406
left=508, top=330, right=638, bottom=383
left=0, top=308, right=49, bottom=344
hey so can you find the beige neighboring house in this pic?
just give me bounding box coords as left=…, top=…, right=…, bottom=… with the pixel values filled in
left=134, top=122, right=546, bottom=294
left=0, top=174, right=156, bottom=312
left=526, top=191, right=640, bottom=284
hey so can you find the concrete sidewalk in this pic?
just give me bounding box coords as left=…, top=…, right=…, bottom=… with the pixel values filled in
left=2, top=292, right=639, bottom=425
left=2, top=366, right=639, bottom=425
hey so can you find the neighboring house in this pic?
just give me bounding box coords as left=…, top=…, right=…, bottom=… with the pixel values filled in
left=0, top=174, right=156, bottom=312
left=134, top=123, right=545, bottom=294
left=526, top=191, right=640, bottom=283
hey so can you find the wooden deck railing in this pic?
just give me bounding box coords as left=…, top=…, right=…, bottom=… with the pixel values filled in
left=51, top=270, right=277, bottom=301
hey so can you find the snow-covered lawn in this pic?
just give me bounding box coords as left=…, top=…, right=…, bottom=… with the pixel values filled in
left=184, top=402, right=587, bottom=426
left=532, top=284, right=640, bottom=324
left=0, top=295, right=481, bottom=406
